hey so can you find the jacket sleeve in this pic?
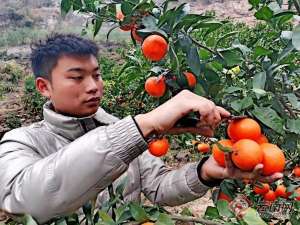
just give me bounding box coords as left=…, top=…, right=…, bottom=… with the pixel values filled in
left=139, top=151, right=211, bottom=206
left=0, top=116, right=148, bottom=223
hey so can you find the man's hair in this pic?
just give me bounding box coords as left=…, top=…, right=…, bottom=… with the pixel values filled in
left=30, top=33, right=99, bottom=80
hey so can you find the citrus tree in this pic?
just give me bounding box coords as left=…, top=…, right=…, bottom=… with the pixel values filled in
left=60, top=0, right=300, bottom=224
left=4, top=0, right=299, bottom=225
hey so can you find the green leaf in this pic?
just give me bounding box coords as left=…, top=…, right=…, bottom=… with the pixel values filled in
left=254, top=46, right=272, bottom=58
left=129, top=202, right=148, bottom=222
left=231, top=96, right=254, bottom=112
left=194, top=83, right=206, bottom=96
left=286, top=119, right=300, bottom=134
left=276, top=42, right=295, bottom=63
left=253, top=72, right=266, bottom=90
left=73, top=0, right=83, bottom=11
left=19, top=215, right=38, bottom=225
left=98, top=211, right=116, bottom=225
left=217, top=200, right=234, bottom=218
left=232, top=39, right=251, bottom=56
left=61, top=0, right=72, bottom=16
left=242, top=208, right=267, bottom=225
left=249, top=0, right=259, bottom=8
left=155, top=213, right=174, bottom=225
left=187, top=47, right=201, bottom=76
left=254, top=6, right=274, bottom=21
left=55, top=218, right=67, bottom=225
left=215, top=31, right=239, bottom=48
left=115, top=205, right=132, bottom=223
left=199, top=48, right=212, bottom=60
left=204, top=206, right=220, bottom=219
left=252, top=107, right=284, bottom=134
left=285, top=93, right=300, bottom=109
left=121, top=1, right=133, bottom=15
left=93, top=17, right=103, bottom=37
left=215, top=142, right=232, bottom=153
left=292, top=25, right=300, bottom=50
left=115, top=176, right=128, bottom=196
left=219, top=49, right=243, bottom=67
left=224, top=86, right=243, bottom=94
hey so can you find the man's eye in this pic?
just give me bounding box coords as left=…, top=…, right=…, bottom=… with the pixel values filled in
left=70, top=76, right=83, bottom=80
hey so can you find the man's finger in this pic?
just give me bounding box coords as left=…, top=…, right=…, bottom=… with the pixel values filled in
left=216, top=106, right=231, bottom=118
left=252, top=164, right=264, bottom=178
left=258, top=172, right=283, bottom=183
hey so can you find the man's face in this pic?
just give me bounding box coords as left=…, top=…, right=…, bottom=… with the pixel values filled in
left=43, top=54, right=103, bottom=117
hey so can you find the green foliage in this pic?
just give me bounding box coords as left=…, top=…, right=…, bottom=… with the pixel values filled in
left=5, top=112, right=22, bottom=129
left=0, top=27, right=48, bottom=48
left=0, top=60, right=24, bottom=96
left=22, top=75, right=46, bottom=117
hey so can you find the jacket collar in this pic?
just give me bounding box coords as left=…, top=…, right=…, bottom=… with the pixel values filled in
left=43, top=101, right=117, bottom=140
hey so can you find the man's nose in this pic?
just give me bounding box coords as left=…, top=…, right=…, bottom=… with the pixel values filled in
left=85, top=76, right=99, bottom=93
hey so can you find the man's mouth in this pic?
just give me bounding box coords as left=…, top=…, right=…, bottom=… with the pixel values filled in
left=85, top=97, right=100, bottom=103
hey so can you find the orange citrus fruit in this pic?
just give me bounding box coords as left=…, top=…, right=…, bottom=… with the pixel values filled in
left=264, top=190, right=277, bottom=202
left=183, top=72, right=197, bottom=88
left=231, top=139, right=263, bottom=171
left=227, top=118, right=261, bottom=141
left=260, top=143, right=285, bottom=176
left=212, top=139, right=233, bottom=167
left=142, top=34, right=168, bottom=61
left=293, top=166, right=300, bottom=177
left=255, top=134, right=268, bottom=144
left=197, top=143, right=210, bottom=153
left=148, top=138, right=169, bottom=157
left=144, top=76, right=166, bottom=98
left=253, top=183, right=270, bottom=195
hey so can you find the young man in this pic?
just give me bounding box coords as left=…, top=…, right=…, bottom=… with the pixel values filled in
left=0, top=34, right=282, bottom=223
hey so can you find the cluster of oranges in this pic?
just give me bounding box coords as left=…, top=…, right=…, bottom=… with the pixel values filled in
left=211, top=118, right=285, bottom=176
left=116, top=10, right=169, bottom=61
left=145, top=71, right=197, bottom=98
left=116, top=10, right=198, bottom=99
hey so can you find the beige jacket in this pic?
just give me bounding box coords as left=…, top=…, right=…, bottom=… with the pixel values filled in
left=0, top=102, right=211, bottom=223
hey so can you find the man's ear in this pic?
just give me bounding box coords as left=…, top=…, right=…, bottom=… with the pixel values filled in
left=36, top=77, right=52, bottom=99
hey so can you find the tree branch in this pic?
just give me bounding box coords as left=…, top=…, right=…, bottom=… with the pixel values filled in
left=278, top=95, right=297, bottom=119
left=124, top=214, right=223, bottom=225
left=187, top=34, right=224, bottom=59
left=293, top=0, right=300, bottom=15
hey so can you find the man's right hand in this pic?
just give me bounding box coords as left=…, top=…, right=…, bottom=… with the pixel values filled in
left=134, top=90, right=230, bottom=138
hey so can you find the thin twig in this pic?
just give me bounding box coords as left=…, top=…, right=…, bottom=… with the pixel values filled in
left=278, top=95, right=298, bottom=119
left=170, top=214, right=223, bottom=225
left=188, top=35, right=224, bottom=59
left=293, top=0, right=300, bottom=15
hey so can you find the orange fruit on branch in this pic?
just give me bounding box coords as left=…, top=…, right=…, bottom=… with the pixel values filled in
left=183, top=72, right=197, bottom=88
left=260, top=143, right=285, bottom=176
left=145, top=76, right=166, bottom=98
left=227, top=118, right=261, bottom=141
left=275, top=184, right=287, bottom=198
left=212, top=139, right=233, bottom=167
left=218, top=191, right=232, bottom=202
left=293, top=166, right=300, bottom=177
left=142, top=34, right=168, bottom=61
left=264, top=190, right=277, bottom=202
left=255, top=134, right=268, bottom=144
left=148, top=138, right=169, bottom=157
left=197, top=143, right=210, bottom=153
left=253, top=183, right=270, bottom=195
left=231, top=139, right=263, bottom=171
